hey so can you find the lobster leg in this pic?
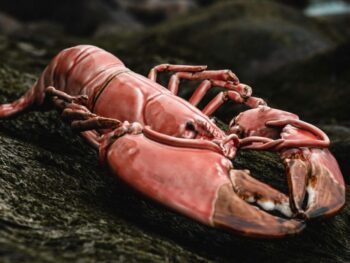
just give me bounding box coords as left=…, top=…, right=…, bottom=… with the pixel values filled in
left=46, top=86, right=121, bottom=148
left=147, top=64, right=266, bottom=117
left=46, top=86, right=148, bottom=150
left=166, top=71, right=242, bottom=95
left=148, top=64, right=207, bottom=81
left=202, top=91, right=266, bottom=116
left=147, top=63, right=250, bottom=98
left=46, top=86, right=88, bottom=105
left=59, top=107, right=121, bottom=132
left=188, top=80, right=248, bottom=106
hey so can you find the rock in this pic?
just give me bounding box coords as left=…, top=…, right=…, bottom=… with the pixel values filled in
left=112, top=0, right=339, bottom=82
left=196, top=0, right=309, bottom=9
left=323, top=125, right=350, bottom=183
left=0, top=32, right=78, bottom=74
left=93, top=9, right=144, bottom=38
left=0, top=0, right=197, bottom=36
left=251, top=42, right=350, bottom=124
left=118, top=0, right=197, bottom=23
left=0, top=3, right=349, bottom=257
left=0, top=12, right=22, bottom=35
left=315, top=14, right=350, bottom=41
left=0, top=50, right=349, bottom=262
left=304, top=0, right=350, bottom=17
left=0, top=0, right=139, bottom=36
left=275, top=0, right=309, bottom=9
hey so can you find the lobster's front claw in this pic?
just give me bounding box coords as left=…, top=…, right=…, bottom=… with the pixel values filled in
left=215, top=169, right=306, bottom=237
left=283, top=148, right=346, bottom=219
left=102, top=126, right=305, bottom=237
left=213, top=183, right=305, bottom=238
left=230, top=106, right=346, bottom=221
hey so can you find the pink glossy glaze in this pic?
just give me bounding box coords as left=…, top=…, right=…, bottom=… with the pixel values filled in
left=231, top=106, right=345, bottom=218
left=105, top=133, right=233, bottom=224
left=92, top=72, right=224, bottom=138
left=282, top=125, right=344, bottom=185
left=36, top=45, right=227, bottom=142
left=0, top=44, right=343, bottom=236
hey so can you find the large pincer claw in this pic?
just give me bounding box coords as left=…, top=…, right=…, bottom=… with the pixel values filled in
left=214, top=170, right=304, bottom=237
left=282, top=147, right=346, bottom=219
left=45, top=90, right=305, bottom=237
left=230, top=106, right=346, bottom=220
left=101, top=126, right=304, bottom=238
left=267, top=119, right=346, bottom=219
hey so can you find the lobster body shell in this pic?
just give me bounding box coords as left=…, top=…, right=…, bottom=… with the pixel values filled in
left=32, top=45, right=223, bottom=139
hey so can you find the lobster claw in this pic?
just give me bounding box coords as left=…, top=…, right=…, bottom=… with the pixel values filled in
left=268, top=119, right=346, bottom=219
left=231, top=106, right=346, bottom=220
left=100, top=124, right=304, bottom=237
left=213, top=183, right=304, bottom=237
left=282, top=147, right=346, bottom=219
left=215, top=169, right=304, bottom=237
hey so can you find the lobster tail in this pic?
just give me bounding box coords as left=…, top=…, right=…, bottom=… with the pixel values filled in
left=0, top=85, right=38, bottom=118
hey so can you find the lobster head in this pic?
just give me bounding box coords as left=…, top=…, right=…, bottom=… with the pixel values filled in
left=144, top=94, right=238, bottom=158
left=179, top=117, right=239, bottom=159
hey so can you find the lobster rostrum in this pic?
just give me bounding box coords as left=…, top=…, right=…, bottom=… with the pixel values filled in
left=0, top=45, right=345, bottom=237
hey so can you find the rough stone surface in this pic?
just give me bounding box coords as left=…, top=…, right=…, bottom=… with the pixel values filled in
left=0, top=45, right=349, bottom=262
left=252, top=42, right=350, bottom=124
left=323, top=125, right=350, bottom=184
left=0, top=2, right=349, bottom=260
left=111, top=0, right=340, bottom=82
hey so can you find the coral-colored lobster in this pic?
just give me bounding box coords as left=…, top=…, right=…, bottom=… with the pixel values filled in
left=0, top=45, right=345, bottom=237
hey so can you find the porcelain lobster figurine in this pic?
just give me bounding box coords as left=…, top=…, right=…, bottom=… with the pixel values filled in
left=0, top=45, right=345, bottom=237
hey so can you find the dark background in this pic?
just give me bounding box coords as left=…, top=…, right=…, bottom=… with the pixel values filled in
left=0, top=0, right=349, bottom=262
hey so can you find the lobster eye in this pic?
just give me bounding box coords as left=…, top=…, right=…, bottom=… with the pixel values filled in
left=183, top=120, right=198, bottom=139
left=236, top=125, right=244, bottom=138
left=185, top=121, right=196, bottom=131
left=229, top=124, right=245, bottom=138
left=229, top=118, right=236, bottom=127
